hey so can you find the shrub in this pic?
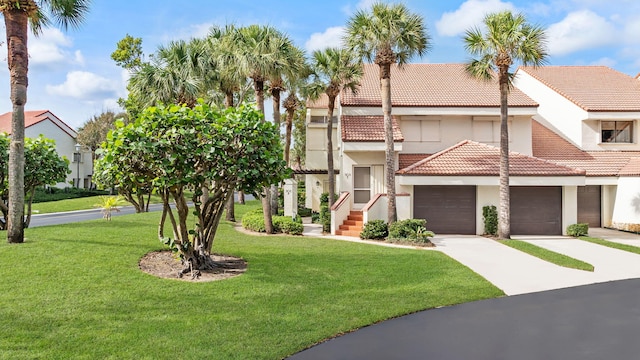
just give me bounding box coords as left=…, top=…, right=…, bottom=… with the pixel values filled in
left=319, top=205, right=331, bottom=233
left=273, top=216, right=304, bottom=235
left=483, top=205, right=498, bottom=236
left=388, top=219, right=435, bottom=245
left=567, top=223, right=589, bottom=237
left=241, top=210, right=304, bottom=235
left=311, top=211, right=320, bottom=223
left=241, top=210, right=266, bottom=232
left=360, top=220, right=388, bottom=240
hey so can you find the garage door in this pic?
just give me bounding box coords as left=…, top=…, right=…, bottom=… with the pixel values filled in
left=578, top=186, right=601, bottom=227
left=414, top=185, right=476, bottom=234
left=511, top=186, right=562, bottom=235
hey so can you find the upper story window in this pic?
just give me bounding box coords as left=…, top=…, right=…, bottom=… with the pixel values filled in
left=601, top=121, right=633, bottom=143
left=310, top=115, right=338, bottom=124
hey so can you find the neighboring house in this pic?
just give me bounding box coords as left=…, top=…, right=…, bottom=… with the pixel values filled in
left=303, top=63, right=640, bottom=236
left=0, top=110, right=92, bottom=189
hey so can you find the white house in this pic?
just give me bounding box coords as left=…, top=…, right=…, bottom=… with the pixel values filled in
left=303, top=64, right=640, bottom=236
left=0, top=110, right=93, bottom=189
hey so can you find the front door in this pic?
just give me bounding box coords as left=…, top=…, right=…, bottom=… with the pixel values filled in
left=353, top=166, right=371, bottom=205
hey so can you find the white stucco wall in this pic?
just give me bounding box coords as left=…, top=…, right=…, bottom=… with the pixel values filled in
left=611, top=177, right=640, bottom=231
left=476, top=185, right=500, bottom=234
left=562, top=186, right=578, bottom=235
left=514, top=71, right=588, bottom=148
left=26, top=119, right=91, bottom=189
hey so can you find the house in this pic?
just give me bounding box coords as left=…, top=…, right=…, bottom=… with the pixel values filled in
left=0, top=110, right=92, bottom=189
left=303, top=63, right=640, bottom=236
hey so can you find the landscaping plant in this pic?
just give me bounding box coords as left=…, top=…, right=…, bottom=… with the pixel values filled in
left=95, top=101, right=288, bottom=274
left=360, top=219, right=388, bottom=240
left=483, top=205, right=498, bottom=236
left=567, top=223, right=589, bottom=237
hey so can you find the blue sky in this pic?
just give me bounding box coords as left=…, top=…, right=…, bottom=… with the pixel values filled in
left=1, top=0, right=639, bottom=129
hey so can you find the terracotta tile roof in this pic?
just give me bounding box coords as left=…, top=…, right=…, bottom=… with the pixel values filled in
left=532, top=119, right=640, bottom=176
left=0, top=110, right=50, bottom=133
left=399, top=153, right=430, bottom=169
left=341, top=63, right=538, bottom=108
left=341, top=115, right=404, bottom=142
left=518, top=66, right=640, bottom=112
left=306, top=93, right=331, bottom=109
left=397, top=140, right=584, bottom=176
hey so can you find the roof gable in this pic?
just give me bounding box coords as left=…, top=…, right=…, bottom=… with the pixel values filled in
left=398, top=140, right=584, bottom=176
left=0, top=110, right=77, bottom=138
left=518, top=66, right=640, bottom=112
left=342, top=63, right=538, bottom=108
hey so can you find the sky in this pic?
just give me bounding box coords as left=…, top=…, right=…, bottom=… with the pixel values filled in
left=1, top=0, right=640, bottom=130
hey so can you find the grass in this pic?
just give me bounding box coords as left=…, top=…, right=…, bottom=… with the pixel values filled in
left=501, top=239, right=594, bottom=272
left=0, top=201, right=503, bottom=359
left=580, top=236, right=640, bottom=254
left=30, top=195, right=163, bottom=214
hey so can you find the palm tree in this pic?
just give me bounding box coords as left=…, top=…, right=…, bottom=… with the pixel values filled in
left=2, top=0, right=90, bottom=243
left=308, top=48, right=362, bottom=208
left=345, top=2, right=430, bottom=225
left=232, top=24, right=302, bottom=233
left=464, top=11, right=547, bottom=239
left=128, top=39, right=203, bottom=108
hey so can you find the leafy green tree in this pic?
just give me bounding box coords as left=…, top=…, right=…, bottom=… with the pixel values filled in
left=111, top=34, right=144, bottom=70
left=291, top=106, right=307, bottom=169
left=94, top=101, right=288, bottom=274
left=464, top=11, right=547, bottom=239
left=1, top=0, right=90, bottom=243
left=0, top=134, right=69, bottom=229
left=76, top=110, right=128, bottom=179
left=308, top=48, right=362, bottom=207
left=345, top=2, right=430, bottom=224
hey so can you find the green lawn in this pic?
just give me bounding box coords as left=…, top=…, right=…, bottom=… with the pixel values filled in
left=0, top=201, right=503, bottom=359
left=501, top=239, right=594, bottom=271
left=581, top=236, right=640, bottom=254
left=30, top=194, right=163, bottom=214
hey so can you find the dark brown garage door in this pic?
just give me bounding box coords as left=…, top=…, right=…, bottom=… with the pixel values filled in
left=578, top=186, right=601, bottom=227
left=414, top=185, right=476, bottom=234
left=511, top=186, right=562, bottom=235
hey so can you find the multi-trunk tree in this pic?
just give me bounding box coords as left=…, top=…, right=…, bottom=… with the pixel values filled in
left=94, top=101, right=288, bottom=275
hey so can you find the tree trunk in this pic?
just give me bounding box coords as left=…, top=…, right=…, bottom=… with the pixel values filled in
left=224, top=92, right=235, bottom=221
left=380, top=63, right=396, bottom=224
left=253, top=77, right=273, bottom=233
left=225, top=192, right=235, bottom=222
left=270, top=87, right=281, bottom=215
left=284, top=108, right=294, bottom=167
left=238, top=190, right=245, bottom=205
left=498, top=68, right=511, bottom=239
left=5, top=9, right=28, bottom=243
left=326, top=94, right=336, bottom=208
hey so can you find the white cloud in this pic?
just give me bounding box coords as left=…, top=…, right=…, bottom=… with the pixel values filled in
left=305, top=26, right=345, bottom=53
left=436, top=0, right=515, bottom=37
left=73, top=50, right=85, bottom=66
left=341, top=0, right=380, bottom=15
left=546, top=10, right=617, bottom=56
left=46, top=71, right=119, bottom=100
left=29, top=28, right=73, bottom=65
left=589, top=57, right=617, bottom=68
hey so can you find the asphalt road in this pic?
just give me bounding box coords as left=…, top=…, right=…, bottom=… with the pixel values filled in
left=288, top=278, right=640, bottom=360
left=29, top=203, right=165, bottom=227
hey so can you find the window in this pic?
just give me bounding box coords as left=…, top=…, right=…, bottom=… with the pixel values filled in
left=310, top=115, right=338, bottom=124
left=353, top=167, right=371, bottom=203
left=601, top=121, right=633, bottom=143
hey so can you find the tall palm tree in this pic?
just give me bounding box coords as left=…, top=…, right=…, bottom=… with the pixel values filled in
left=464, top=11, right=547, bottom=239
left=128, top=39, right=203, bottom=108
left=345, top=2, right=429, bottom=225
left=308, top=48, right=362, bottom=208
left=233, top=24, right=302, bottom=233
left=2, top=0, right=90, bottom=243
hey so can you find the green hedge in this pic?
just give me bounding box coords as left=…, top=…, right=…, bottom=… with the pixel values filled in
left=482, top=205, right=497, bottom=236
left=241, top=210, right=303, bottom=235
left=388, top=219, right=434, bottom=245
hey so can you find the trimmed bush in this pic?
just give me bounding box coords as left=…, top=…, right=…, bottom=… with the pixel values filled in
left=567, top=223, right=589, bottom=237
left=360, top=220, right=388, bottom=240
left=483, top=205, right=498, bottom=236
left=388, top=219, right=435, bottom=245
left=241, top=209, right=303, bottom=235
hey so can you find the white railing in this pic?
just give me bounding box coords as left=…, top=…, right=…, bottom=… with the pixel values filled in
left=362, top=193, right=411, bottom=225
left=330, top=192, right=351, bottom=235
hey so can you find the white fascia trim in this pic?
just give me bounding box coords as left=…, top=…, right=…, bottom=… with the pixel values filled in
left=398, top=175, right=585, bottom=186
left=343, top=142, right=403, bottom=152
left=342, top=106, right=538, bottom=117
left=585, top=177, right=619, bottom=185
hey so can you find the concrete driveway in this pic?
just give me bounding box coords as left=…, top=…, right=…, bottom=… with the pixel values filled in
left=432, top=229, right=640, bottom=295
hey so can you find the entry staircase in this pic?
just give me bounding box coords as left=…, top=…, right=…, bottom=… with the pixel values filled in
left=335, top=210, right=363, bottom=237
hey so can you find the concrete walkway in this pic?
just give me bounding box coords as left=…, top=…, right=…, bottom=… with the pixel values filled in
left=303, top=221, right=640, bottom=296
